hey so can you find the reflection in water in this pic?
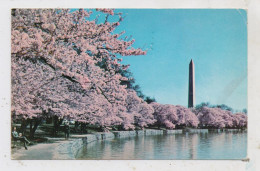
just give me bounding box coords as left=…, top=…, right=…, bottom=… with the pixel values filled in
left=77, top=131, right=247, bottom=160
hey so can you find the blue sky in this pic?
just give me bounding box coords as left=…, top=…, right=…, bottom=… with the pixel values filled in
left=92, top=9, right=247, bottom=111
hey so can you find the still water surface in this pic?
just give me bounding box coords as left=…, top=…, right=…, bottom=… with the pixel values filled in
left=77, top=132, right=247, bottom=160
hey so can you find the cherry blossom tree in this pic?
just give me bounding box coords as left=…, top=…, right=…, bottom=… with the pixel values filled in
left=11, top=9, right=147, bottom=136
left=231, top=112, right=247, bottom=128
left=151, top=103, right=199, bottom=129
left=125, top=90, right=156, bottom=129
left=174, top=105, right=199, bottom=128
left=151, top=103, right=178, bottom=129
left=196, top=107, right=247, bottom=128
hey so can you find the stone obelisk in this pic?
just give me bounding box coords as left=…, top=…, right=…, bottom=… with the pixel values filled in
left=188, top=59, right=195, bottom=108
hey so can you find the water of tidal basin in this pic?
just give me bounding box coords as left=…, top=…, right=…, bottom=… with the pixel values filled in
left=77, top=132, right=247, bottom=160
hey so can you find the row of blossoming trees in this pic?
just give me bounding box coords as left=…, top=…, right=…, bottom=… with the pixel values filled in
left=11, top=9, right=247, bottom=137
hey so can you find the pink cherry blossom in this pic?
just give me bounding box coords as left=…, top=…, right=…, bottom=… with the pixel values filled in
left=11, top=9, right=147, bottom=134
left=151, top=103, right=199, bottom=129
left=196, top=107, right=247, bottom=128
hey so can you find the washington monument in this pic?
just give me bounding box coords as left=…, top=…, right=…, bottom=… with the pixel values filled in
left=188, top=59, right=195, bottom=108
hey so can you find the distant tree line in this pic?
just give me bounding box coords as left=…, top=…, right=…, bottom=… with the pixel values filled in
left=195, top=102, right=247, bottom=114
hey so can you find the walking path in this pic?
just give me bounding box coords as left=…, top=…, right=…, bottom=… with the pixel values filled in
left=11, top=139, right=74, bottom=160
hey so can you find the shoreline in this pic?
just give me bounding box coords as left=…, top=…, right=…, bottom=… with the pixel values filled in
left=11, top=128, right=247, bottom=160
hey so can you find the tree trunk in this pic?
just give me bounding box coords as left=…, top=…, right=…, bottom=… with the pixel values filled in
left=80, top=123, right=88, bottom=134
left=20, top=119, right=29, bottom=136
left=53, top=116, right=63, bottom=136
left=29, top=118, right=42, bottom=138
left=30, top=119, right=33, bottom=134
left=75, top=121, right=79, bottom=133
left=53, top=116, right=58, bottom=136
